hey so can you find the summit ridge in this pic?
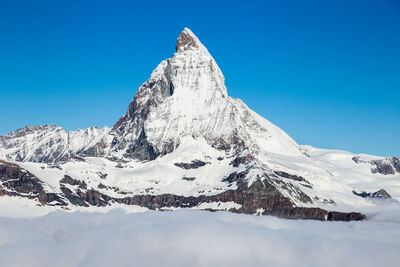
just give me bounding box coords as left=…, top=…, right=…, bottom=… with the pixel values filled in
left=0, top=28, right=398, bottom=221
left=176, top=27, right=203, bottom=52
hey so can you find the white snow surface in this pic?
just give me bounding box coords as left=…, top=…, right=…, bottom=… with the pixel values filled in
left=0, top=125, right=110, bottom=163
left=0, top=28, right=399, bottom=213
left=0, top=28, right=399, bottom=266
left=11, top=139, right=400, bottom=213
left=141, top=28, right=302, bottom=158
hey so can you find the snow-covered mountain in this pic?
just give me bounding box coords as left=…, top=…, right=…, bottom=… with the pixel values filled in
left=0, top=125, right=110, bottom=162
left=0, top=28, right=398, bottom=221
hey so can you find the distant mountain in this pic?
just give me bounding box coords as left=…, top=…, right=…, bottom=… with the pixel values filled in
left=0, top=28, right=398, bottom=221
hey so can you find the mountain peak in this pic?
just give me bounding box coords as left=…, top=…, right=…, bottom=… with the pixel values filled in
left=176, top=28, right=203, bottom=52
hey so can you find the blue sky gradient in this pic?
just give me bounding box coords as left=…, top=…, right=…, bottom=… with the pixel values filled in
left=0, top=0, right=399, bottom=156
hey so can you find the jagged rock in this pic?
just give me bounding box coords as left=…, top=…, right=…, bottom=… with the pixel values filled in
left=353, top=156, right=399, bottom=175
left=0, top=160, right=66, bottom=206
left=393, top=157, right=400, bottom=172
left=371, top=189, right=392, bottom=198
left=174, top=160, right=208, bottom=169
left=182, top=177, right=196, bottom=181
left=0, top=28, right=382, bottom=222
left=230, top=154, right=254, bottom=167
left=60, top=175, right=87, bottom=189
left=352, top=156, right=367, bottom=164
left=375, top=158, right=400, bottom=175
left=273, top=171, right=310, bottom=184
left=353, top=189, right=392, bottom=199
left=98, top=183, right=107, bottom=189
left=124, top=129, right=159, bottom=161
left=0, top=159, right=366, bottom=221
left=222, top=171, right=248, bottom=183
left=371, top=160, right=395, bottom=175
left=176, top=27, right=200, bottom=52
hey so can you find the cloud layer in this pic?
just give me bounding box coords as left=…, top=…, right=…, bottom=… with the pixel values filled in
left=0, top=209, right=399, bottom=267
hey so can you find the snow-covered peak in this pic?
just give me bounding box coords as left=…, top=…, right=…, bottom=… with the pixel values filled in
left=0, top=28, right=304, bottom=164
left=110, top=28, right=302, bottom=161
left=175, top=27, right=205, bottom=52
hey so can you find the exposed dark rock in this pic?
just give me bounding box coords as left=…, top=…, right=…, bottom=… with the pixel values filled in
left=48, top=164, right=62, bottom=170
left=36, top=192, right=66, bottom=206
left=124, top=129, right=160, bottom=161
left=79, top=138, right=108, bottom=158
left=110, top=60, right=175, bottom=161
left=77, top=189, right=112, bottom=207
left=111, top=178, right=365, bottom=221
left=353, top=156, right=400, bottom=175
left=353, top=189, right=392, bottom=199
left=352, top=156, right=366, bottom=164
left=97, top=172, right=108, bottom=179
left=174, top=160, right=208, bottom=169
left=327, top=211, right=366, bottom=221
left=222, top=170, right=248, bottom=183
left=60, top=186, right=114, bottom=207
left=372, top=162, right=395, bottom=175
left=60, top=186, right=89, bottom=207
left=182, top=177, right=196, bottom=181
left=273, top=171, right=310, bottom=184
left=0, top=159, right=366, bottom=221
left=371, top=189, right=392, bottom=198
left=370, top=157, right=400, bottom=175
left=0, top=160, right=66, bottom=206
left=98, top=183, right=107, bottom=189
left=392, top=157, right=400, bottom=172
left=60, top=175, right=87, bottom=189
left=0, top=160, right=43, bottom=195
left=70, top=155, right=86, bottom=162
left=272, top=178, right=313, bottom=204
left=211, top=133, right=246, bottom=153
left=176, top=28, right=200, bottom=52
left=230, top=154, right=254, bottom=167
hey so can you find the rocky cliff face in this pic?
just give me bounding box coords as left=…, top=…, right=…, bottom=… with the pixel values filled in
left=110, top=28, right=302, bottom=162
left=353, top=156, right=400, bottom=175
left=0, top=28, right=302, bottom=164
left=0, top=159, right=365, bottom=221
left=0, top=160, right=66, bottom=205
left=0, top=28, right=398, bottom=221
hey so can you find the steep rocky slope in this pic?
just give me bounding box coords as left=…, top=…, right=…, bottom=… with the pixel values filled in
left=0, top=28, right=398, bottom=221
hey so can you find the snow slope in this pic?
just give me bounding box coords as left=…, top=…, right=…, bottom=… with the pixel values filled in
left=0, top=125, right=110, bottom=163
left=0, top=28, right=398, bottom=217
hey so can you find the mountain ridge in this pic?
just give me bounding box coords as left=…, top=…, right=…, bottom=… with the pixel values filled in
left=0, top=28, right=398, bottom=221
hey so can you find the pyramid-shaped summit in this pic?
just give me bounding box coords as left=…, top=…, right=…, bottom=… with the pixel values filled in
left=109, top=27, right=302, bottom=162
left=0, top=28, right=303, bottom=162
left=176, top=27, right=203, bottom=52
left=0, top=28, right=394, bottom=221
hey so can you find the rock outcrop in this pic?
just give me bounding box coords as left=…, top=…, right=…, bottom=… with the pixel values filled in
left=353, top=189, right=392, bottom=199
left=0, top=159, right=365, bottom=221
left=0, top=28, right=394, bottom=222
left=0, top=160, right=66, bottom=206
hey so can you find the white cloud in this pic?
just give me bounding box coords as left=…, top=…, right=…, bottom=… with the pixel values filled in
left=0, top=209, right=399, bottom=267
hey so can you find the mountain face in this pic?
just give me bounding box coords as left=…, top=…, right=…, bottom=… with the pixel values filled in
left=111, top=28, right=301, bottom=162
left=0, top=125, right=110, bottom=163
left=0, top=28, right=398, bottom=221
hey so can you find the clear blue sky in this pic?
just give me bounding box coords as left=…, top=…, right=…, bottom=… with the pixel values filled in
left=0, top=0, right=399, bottom=156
